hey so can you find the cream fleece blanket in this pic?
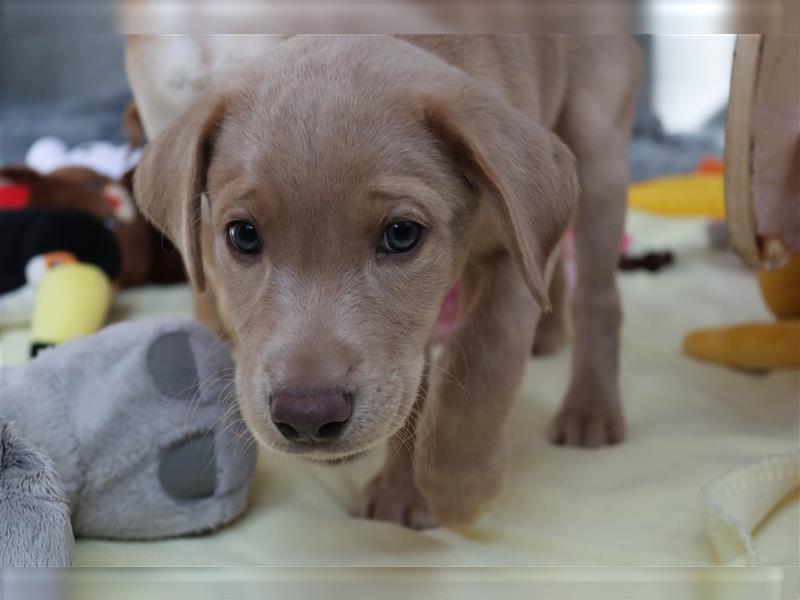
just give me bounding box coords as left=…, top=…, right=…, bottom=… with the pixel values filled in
left=0, top=212, right=797, bottom=578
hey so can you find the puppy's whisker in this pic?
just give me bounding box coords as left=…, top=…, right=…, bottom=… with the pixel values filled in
left=424, top=360, right=466, bottom=393
left=181, top=369, right=237, bottom=430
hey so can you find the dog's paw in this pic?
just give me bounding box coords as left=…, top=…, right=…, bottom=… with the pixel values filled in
left=418, top=482, right=496, bottom=528
left=549, top=395, right=625, bottom=447
left=358, top=470, right=438, bottom=530
left=414, top=456, right=505, bottom=528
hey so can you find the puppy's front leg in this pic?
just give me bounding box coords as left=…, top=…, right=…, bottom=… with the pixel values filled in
left=548, top=39, right=639, bottom=447
left=359, top=362, right=437, bottom=530
left=414, top=252, right=538, bottom=527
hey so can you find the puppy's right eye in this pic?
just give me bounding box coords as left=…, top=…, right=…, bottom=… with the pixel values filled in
left=380, top=221, right=424, bottom=254
left=227, top=221, right=263, bottom=254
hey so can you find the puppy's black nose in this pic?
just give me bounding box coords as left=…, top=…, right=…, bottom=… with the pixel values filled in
left=270, top=388, right=352, bottom=443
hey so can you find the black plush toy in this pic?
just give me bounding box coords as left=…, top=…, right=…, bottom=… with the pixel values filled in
left=0, top=208, right=121, bottom=295
left=0, top=208, right=121, bottom=335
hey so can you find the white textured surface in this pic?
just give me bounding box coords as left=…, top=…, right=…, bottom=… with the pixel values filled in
left=701, top=454, right=799, bottom=565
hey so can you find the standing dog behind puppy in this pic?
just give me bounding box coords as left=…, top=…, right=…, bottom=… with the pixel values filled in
left=129, top=35, right=640, bottom=528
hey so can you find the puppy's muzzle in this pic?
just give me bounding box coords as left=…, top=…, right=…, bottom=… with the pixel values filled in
left=270, top=387, right=352, bottom=444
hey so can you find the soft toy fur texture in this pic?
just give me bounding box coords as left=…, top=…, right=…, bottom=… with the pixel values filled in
left=0, top=421, right=73, bottom=567
left=0, top=319, right=256, bottom=565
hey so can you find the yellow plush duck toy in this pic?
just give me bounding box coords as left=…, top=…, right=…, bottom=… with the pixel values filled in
left=683, top=255, right=800, bottom=369
left=627, top=164, right=799, bottom=370
left=29, top=260, right=113, bottom=357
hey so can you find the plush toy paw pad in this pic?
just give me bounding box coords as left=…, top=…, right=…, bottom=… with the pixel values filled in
left=159, top=431, right=217, bottom=500
left=147, top=331, right=199, bottom=400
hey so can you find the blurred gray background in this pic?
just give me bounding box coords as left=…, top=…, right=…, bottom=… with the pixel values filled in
left=1, top=35, right=131, bottom=162
left=0, top=15, right=731, bottom=180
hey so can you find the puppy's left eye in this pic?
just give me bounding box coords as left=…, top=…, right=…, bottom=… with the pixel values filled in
left=227, top=220, right=263, bottom=254
left=381, top=221, right=424, bottom=254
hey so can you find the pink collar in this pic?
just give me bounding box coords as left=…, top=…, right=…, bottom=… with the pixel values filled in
left=433, top=281, right=461, bottom=341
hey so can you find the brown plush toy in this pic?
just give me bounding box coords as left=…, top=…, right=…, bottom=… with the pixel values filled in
left=0, top=165, right=185, bottom=288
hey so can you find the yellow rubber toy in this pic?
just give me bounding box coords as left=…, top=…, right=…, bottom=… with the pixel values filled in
left=683, top=321, right=800, bottom=369
left=628, top=174, right=726, bottom=219
left=757, top=255, right=800, bottom=320
left=683, top=255, right=800, bottom=369
left=30, top=262, right=112, bottom=353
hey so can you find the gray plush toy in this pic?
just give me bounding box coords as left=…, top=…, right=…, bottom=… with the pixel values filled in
left=0, top=319, right=256, bottom=567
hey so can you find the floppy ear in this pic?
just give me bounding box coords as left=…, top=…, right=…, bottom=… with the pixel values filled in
left=133, top=96, right=227, bottom=291
left=420, top=86, right=578, bottom=311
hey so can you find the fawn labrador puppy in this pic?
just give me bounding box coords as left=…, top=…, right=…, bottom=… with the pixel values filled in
left=130, top=35, right=640, bottom=528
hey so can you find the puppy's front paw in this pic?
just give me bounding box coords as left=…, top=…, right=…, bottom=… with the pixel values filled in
left=549, top=392, right=625, bottom=447
left=414, top=453, right=505, bottom=528
left=417, top=481, right=498, bottom=528
left=358, top=470, right=437, bottom=530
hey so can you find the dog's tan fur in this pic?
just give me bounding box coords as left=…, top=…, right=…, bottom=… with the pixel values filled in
left=130, top=35, right=640, bottom=528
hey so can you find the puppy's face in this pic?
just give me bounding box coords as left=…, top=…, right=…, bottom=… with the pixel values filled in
left=207, top=89, right=476, bottom=460
left=134, top=37, right=576, bottom=461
